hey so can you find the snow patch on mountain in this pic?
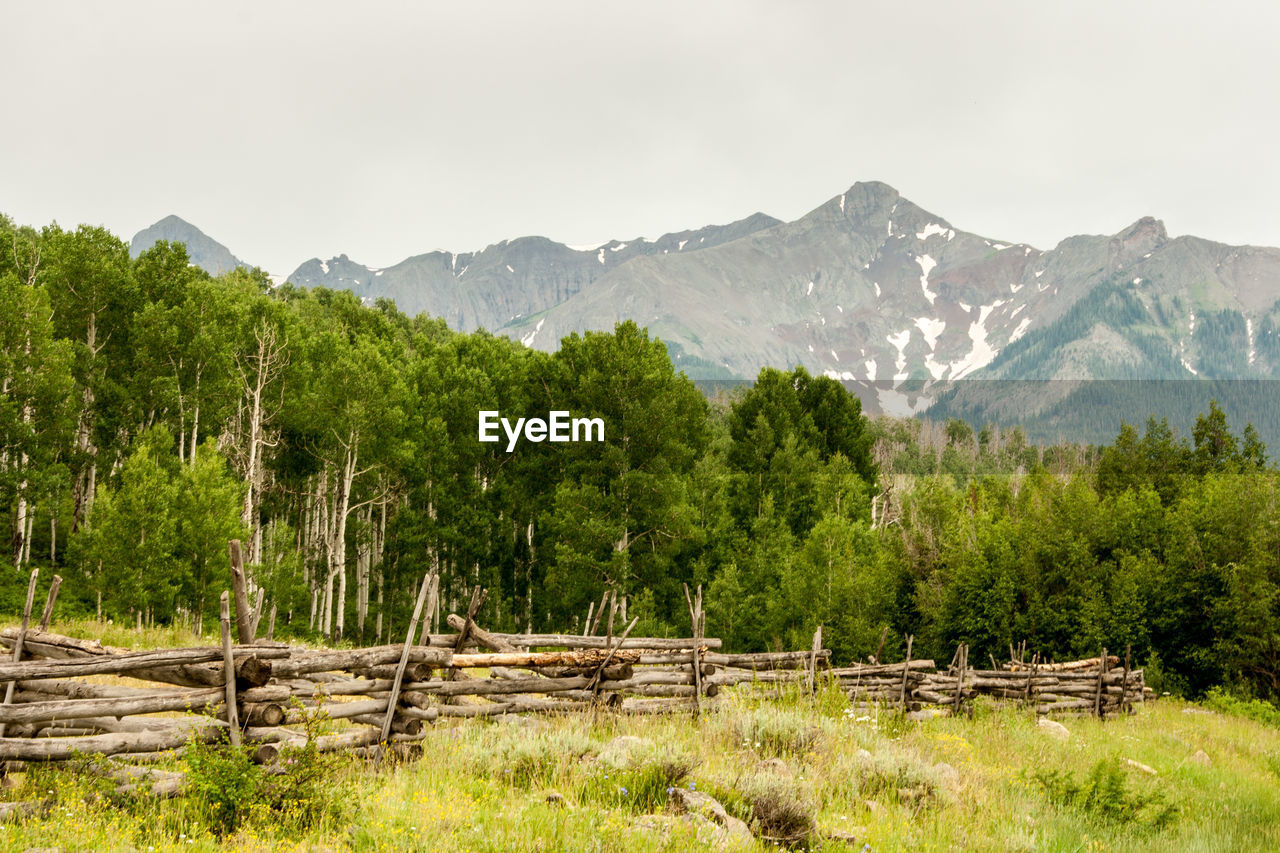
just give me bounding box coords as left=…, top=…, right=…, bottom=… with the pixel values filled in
left=520, top=318, right=546, bottom=348
left=915, top=223, right=953, bottom=241
left=949, top=304, right=1001, bottom=379
left=1009, top=317, right=1032, bottom=342
left=888, top=329, right=911, bottom=377
left=914, top=316, right=946, bottom=350
left=917, top=255, right=938, bottom=304
left=877, top=387, right=931, bottom=416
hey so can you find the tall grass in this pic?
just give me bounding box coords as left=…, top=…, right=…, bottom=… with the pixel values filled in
left=2, top=691, right=1280, bottom=850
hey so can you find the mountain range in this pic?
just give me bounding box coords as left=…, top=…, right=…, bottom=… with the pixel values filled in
left=131, top=181, right=1280, bottom=435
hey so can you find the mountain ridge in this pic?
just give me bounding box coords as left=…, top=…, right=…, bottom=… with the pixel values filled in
left=130, top=181, right=1280, bottom=391
left=129, top=215, right=247, bottom=275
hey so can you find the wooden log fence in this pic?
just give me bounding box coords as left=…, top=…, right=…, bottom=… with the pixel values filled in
left=0, top=565, right=1151, bottom=769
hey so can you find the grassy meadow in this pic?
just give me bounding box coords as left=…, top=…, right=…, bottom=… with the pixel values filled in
left=3, top=621, right=1280, bottom=851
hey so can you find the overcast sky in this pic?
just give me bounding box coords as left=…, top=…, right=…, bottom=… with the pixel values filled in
left=4, top=1, right=1278, bottom=274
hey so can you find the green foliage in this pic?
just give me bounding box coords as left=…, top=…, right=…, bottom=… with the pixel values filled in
left=579, top=748, right=699, bottom=814
left=1033, top=757, right=1178, bottom=830
left=9, top=208, right=1280, bottom=709
left=738, top=774, right=816, bottom=844
left=723, top=705, right=827, bottom=759
left=1202, top=688, right=1280, bottom=727
left=184, top=733, right=262, bottom=836
left=183, top=711, right=348, bottom=837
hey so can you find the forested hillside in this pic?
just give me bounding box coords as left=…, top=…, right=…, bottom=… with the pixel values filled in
left=5, top=214, right=1280, bottom=701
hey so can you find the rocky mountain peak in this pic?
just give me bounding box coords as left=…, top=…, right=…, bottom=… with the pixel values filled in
left=129, top=215, right=247, bottom=275
left=1110, top=216, right=1168, bottom=266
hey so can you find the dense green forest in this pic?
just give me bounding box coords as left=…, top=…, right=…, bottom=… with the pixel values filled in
left=4, top=215, right=1280, bottom=701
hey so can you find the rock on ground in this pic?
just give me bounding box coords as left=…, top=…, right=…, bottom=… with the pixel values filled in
left=670, top=787, right=754, bottom=845
left=1037, top=718, right=1070, bottom=741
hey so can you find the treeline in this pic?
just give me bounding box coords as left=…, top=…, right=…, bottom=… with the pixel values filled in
left=0, top=216, right=874, bottom=655
left=874, top=405, right=1276, bottom=697
left=5, top=215, right=1280, bottom=700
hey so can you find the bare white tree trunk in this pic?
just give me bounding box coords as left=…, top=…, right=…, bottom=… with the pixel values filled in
left=331, top=435, right=357, bottom=642
left=236, top=322, right=285, bottom=566
left=21, top=508, right=33, bottom=566
left=525, top=520, right=535, bottom=634
left=72, top=311, right=102, bottom=529
left=374, top=563, right=384, bottom=643
left=355, top=503, right=371, bottom=638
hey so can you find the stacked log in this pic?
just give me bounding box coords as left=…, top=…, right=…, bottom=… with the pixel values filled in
left=0, top=576, right=1150, bottom=772
left=0, top=611, right=800, bottom=765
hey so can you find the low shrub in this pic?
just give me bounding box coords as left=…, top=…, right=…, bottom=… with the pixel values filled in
left=1202, top=688, right=1280, bottom=727
left=1033, top=757, right=1177, bottom=830
left=724, top=705, right=828, bottom=759
left=737, top=774, right=815, bottom=846
left=183, top=708, right=350, bottom=837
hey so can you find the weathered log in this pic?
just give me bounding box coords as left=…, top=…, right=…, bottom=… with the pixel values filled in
left=617, top=697, right=713, bottom=714
left=220, top=592, right=241, bottom=747
left=451, top=650, right=645, bottom=669
left=283, top=697, right=389, bottom=722
left=270, top=646, right=451, bottom=679
left=0, top=646, right=282, bottom=683
left=237, top=684, right=296, bottom=703
left=384, top=573, right=435, bottom=741
left=474, top=633, right=721, bottom=650
left=708, top=670, right=810, bottom=685
left=567, top=683, right=715, bottom=699
left=352, top=713, right=422, bottom=736
left=829, top=660, right=936, bottom=677
left=251, top=728, right=388, bottom=764
left=400, top=675, right=590, bottom=697
left=1037, top=699, right=1097, bottom=713
left=351, top=742, right=424, bottom=763
left=241, top=702, right=286, bottom=726
left=0, top=687, right=223, bottom=725
left=703, top=650, right=830, bottom=670
left=0, top=800, right=39, bottom=821
left=22, top=715, right=221, bottom=736
left=0, top=569, right=40, bottom=737
left=14, top=679, right=185, bottom=701
left=0, top=629, right=283, bottom=688
left=446, top=614, right=516, bottom=652
left=229, top=540, right=254, bottom=644
left=1010, top=656, right=1120, bottom=672
left=282, top=679, right=389, bottom=698
left=395, top=705, right=441, bottom=722
left=253, top=726, right=418, bottom=764
left=0, top=726, right=223, bottom=761
left=349, top=663, right=436, bottom=682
